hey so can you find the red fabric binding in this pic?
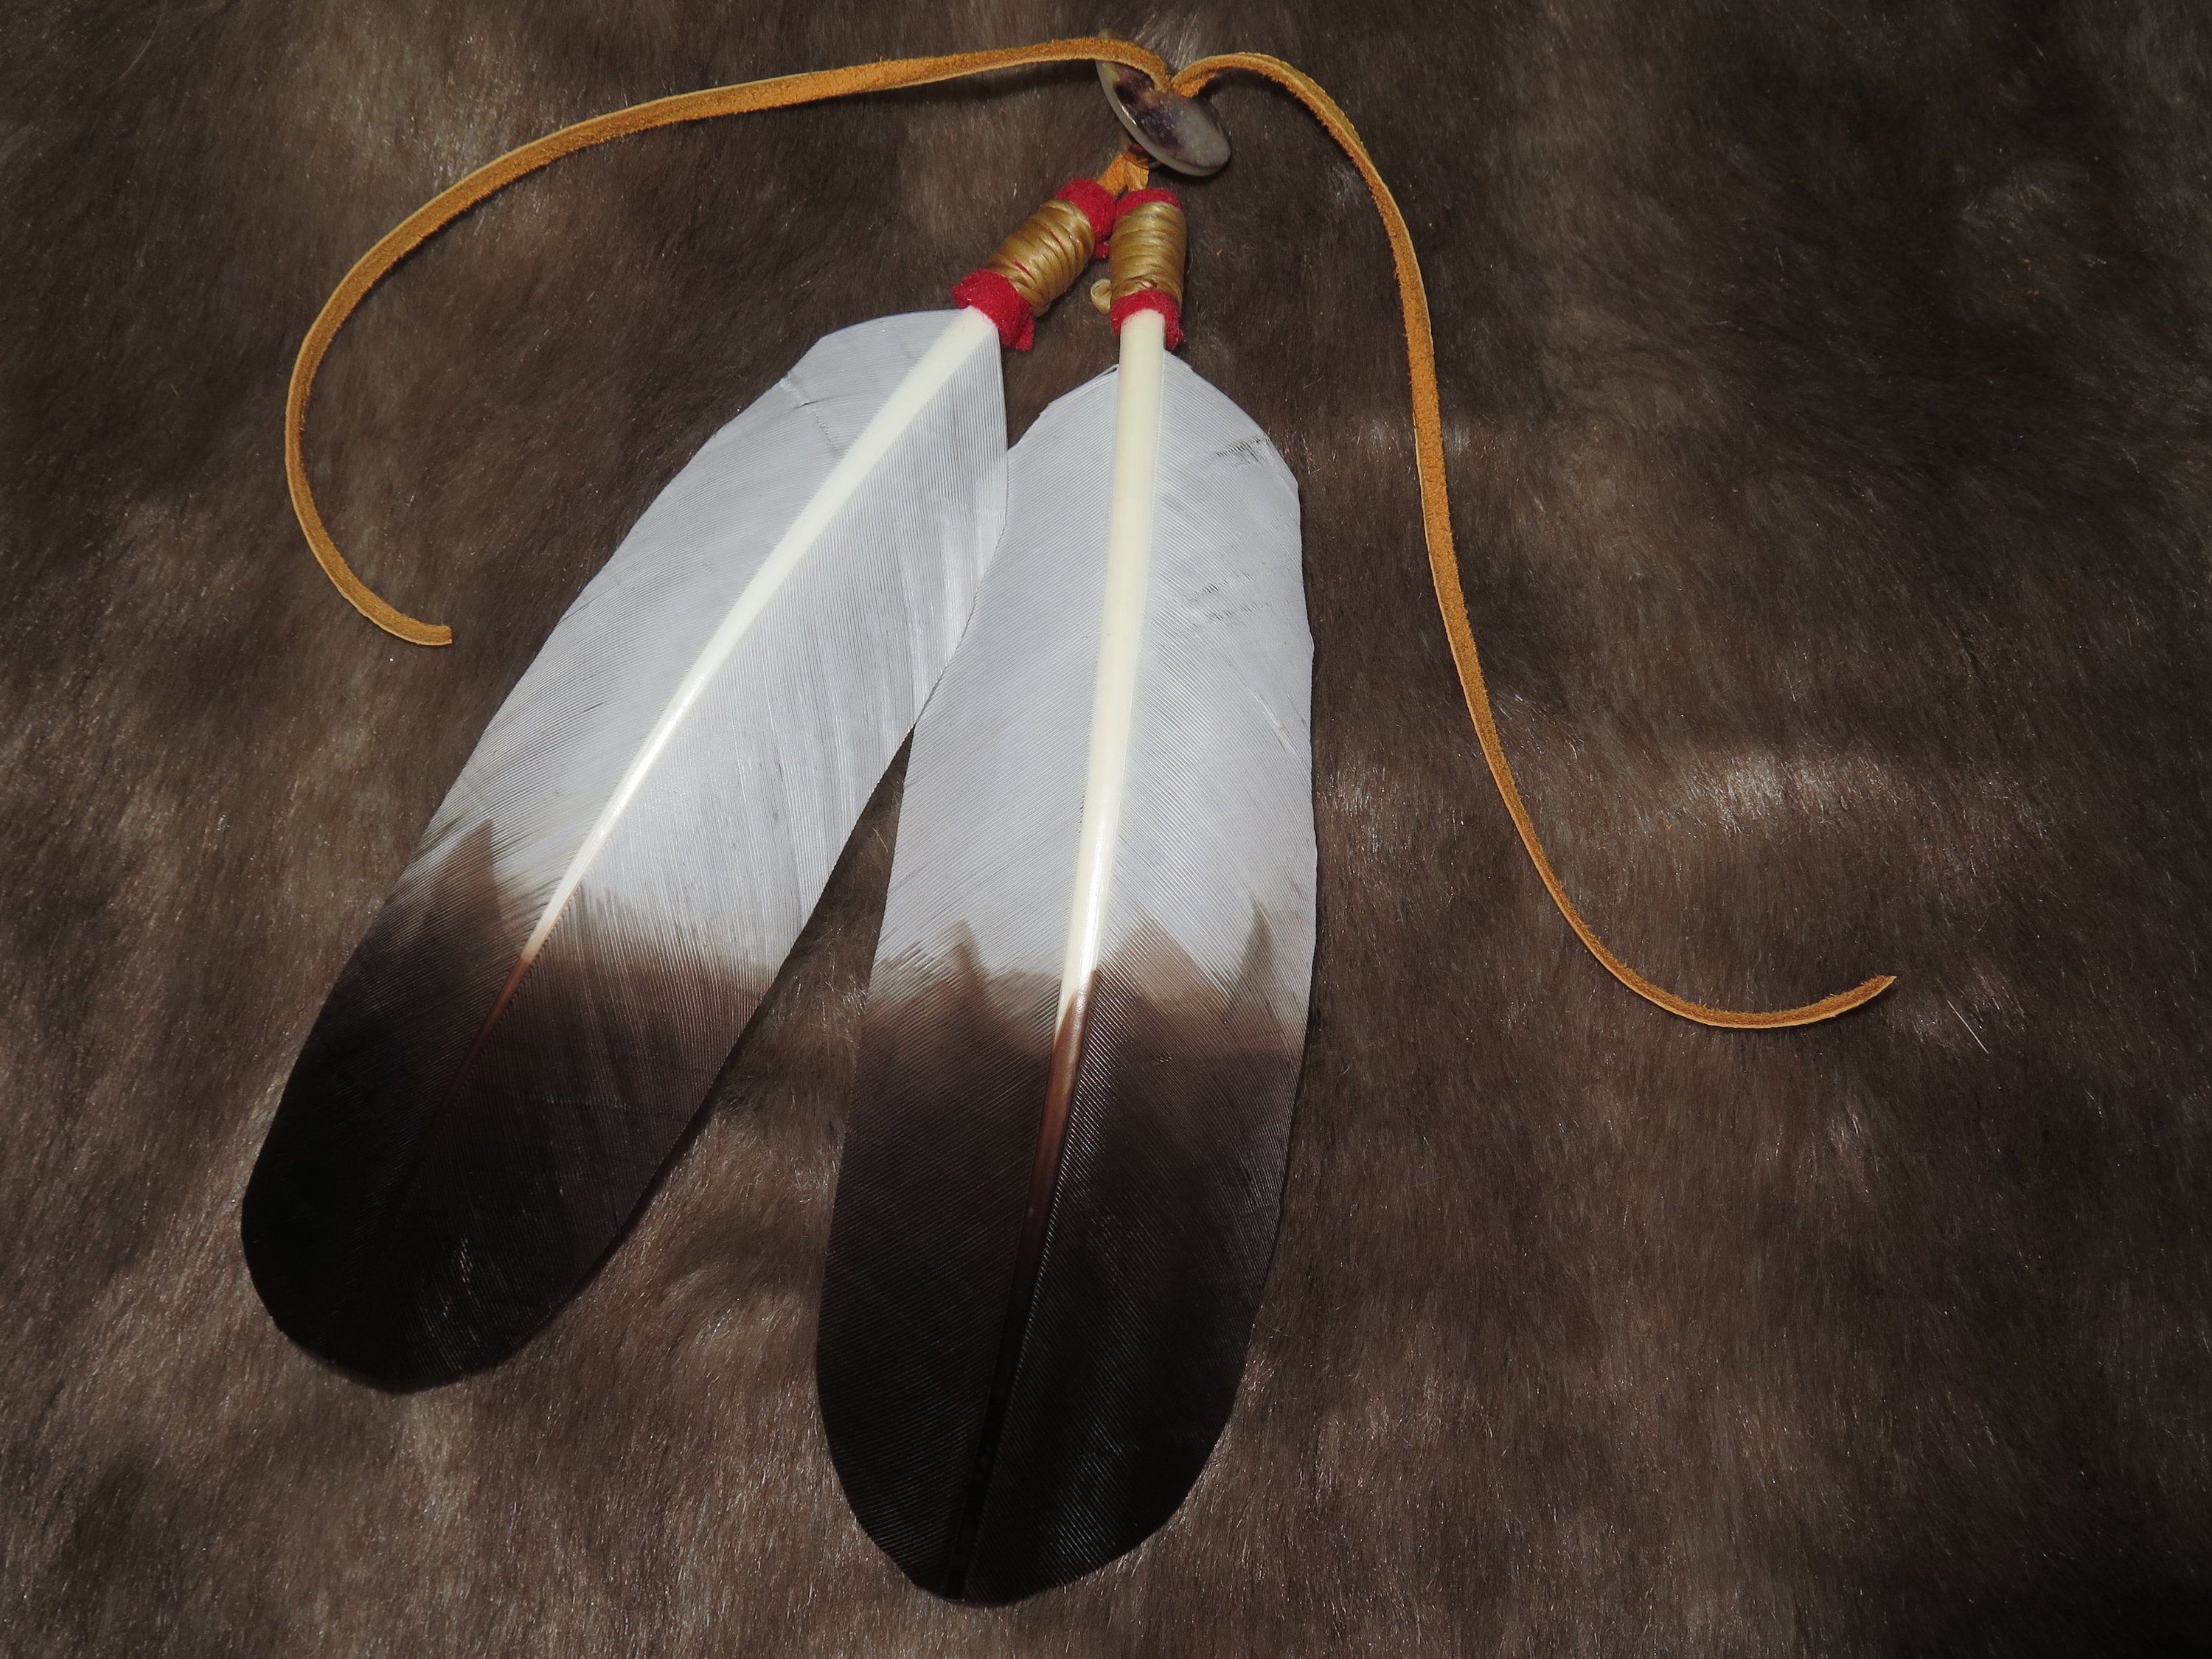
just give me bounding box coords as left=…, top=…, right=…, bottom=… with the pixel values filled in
left=1109, top=289, right=1183, bottom=349
left=1113, top=184, right=1184, bottom=219
left=1054, top=178, right=1117, bottom=241
left=958, top=180, right=1157, bottom=350
left=950, top=268, right=1032, bottom=351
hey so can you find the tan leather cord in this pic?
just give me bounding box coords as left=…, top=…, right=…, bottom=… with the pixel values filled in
left=288, top=38, right=1891, bottom=1028
left=285, top=38, right=1170, bottom=646
left=1173, top=53, right=1892, bottom=1029
left=1095, top=147, right=1152, bottom=195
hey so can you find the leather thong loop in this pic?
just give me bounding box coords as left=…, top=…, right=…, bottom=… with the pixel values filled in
left=285, top=38, right=1172, bottom=647
left=1171, top=52, right=1893, bottom=1029
left=286, top=38, right=1892, bottom=1029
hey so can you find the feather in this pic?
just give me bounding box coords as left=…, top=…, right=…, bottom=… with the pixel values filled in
left=243, top=307, right=1006, bottom=1387
left=817, top=316, right=1316, bottom=1603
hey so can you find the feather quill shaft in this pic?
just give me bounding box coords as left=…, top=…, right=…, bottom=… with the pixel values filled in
left=1057, top=307, right=1165, bottom=1017
left=246, top=307, right=1005, bottom=1387
left=961, top=306, right=1166, bottom=1579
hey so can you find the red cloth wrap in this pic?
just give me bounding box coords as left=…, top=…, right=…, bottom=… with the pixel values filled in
left=1109, top=288, right=1184, bottom=349
left=952, top=179, right=1120, bottom=351
left=1054, top=178, right=1118, bottom=240
left=950, top=268, right=1032, bottom=351
left=1113, top=184, right=1185, bottom=218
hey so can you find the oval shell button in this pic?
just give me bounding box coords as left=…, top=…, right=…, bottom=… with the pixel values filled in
left=1096, top=62, right=1231, bottom=176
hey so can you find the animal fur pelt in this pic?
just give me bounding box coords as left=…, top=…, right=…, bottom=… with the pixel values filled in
left=4, top=0, right=2211, bottom=1653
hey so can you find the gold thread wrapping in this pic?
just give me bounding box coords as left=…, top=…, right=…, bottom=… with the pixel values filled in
left=985, top=198, right=1096, bottom=314
left=1107, top=199, right=1186, bottom=305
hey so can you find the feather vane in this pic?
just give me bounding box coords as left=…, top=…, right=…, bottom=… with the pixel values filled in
left=245, top=307, right=1005, bottom=1386
left=818, top=335, right=1315, bottom=1602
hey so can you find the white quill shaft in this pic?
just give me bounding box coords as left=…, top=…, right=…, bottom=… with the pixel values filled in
left=1055, top=306, right=1166, bottom=1018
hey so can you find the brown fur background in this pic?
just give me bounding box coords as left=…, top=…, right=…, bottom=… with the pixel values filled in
left=6, top=1, right=2211, bottom=1652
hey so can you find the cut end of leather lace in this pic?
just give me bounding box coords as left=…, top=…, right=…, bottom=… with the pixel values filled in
left=283, top=37, right=1172, bottom=646
left=1167, top=49, right=1894, bottom=1029
left=1094, top=146, right=1153, bottom=198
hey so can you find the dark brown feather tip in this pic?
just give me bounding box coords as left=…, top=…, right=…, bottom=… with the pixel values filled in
left=243, top=824, right=768, bottom=1388
left=818, top=921, right=1305, bottom=1602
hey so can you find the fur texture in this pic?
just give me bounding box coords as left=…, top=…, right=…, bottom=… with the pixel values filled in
left=5, top=0, right=2211, bottom=1652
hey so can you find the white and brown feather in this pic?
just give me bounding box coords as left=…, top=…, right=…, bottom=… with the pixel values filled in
left=818, top=356, right=1315, bottom=1602
left=243, top=310, right=1006, bottom=1386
